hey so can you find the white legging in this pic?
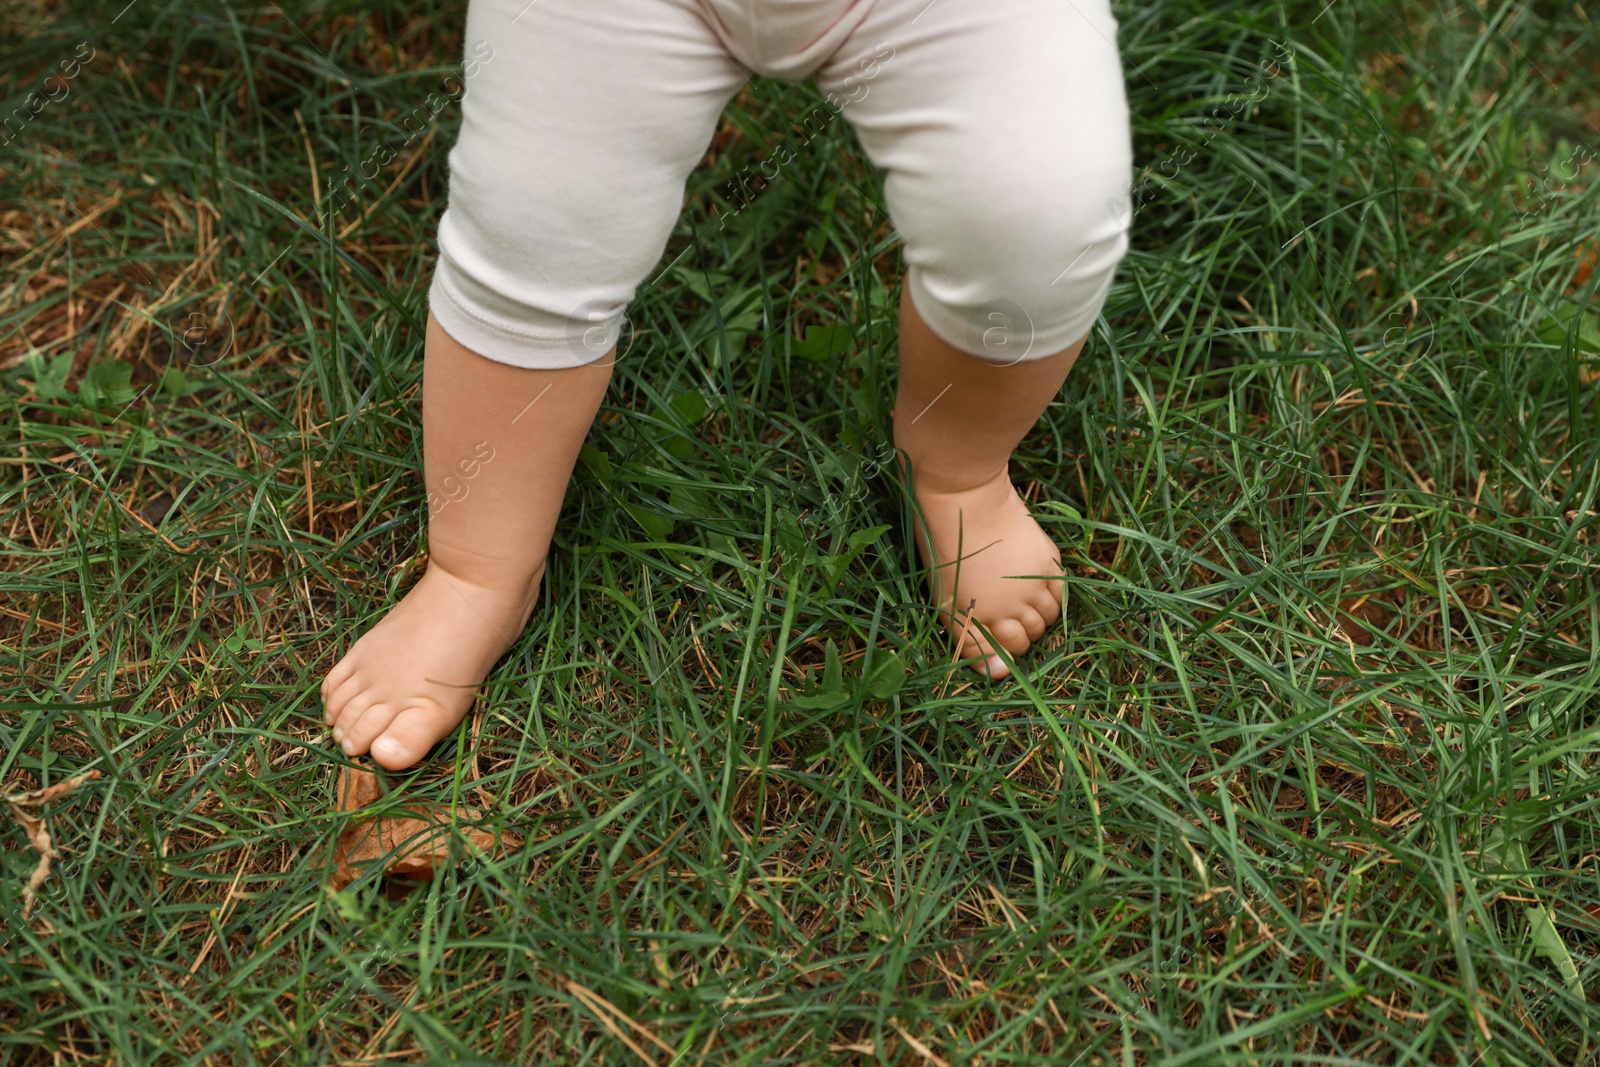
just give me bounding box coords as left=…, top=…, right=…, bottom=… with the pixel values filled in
left=426, top=0, right=1133, bottom=368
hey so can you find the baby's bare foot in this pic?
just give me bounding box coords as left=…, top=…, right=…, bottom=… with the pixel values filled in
left=319, top=561, right=542, bottom=770
left=912, top=470, right=1063, bottom=679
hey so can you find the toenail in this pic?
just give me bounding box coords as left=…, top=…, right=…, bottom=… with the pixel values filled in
left=372, top=737, right=402, bottom=761
left=332, top=727, right=344, bottom=741
left=985, top=656, right=1006, bottom=676
left=340, top=739, right=356, bottom=755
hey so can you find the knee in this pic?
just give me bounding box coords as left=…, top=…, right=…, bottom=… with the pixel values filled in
left=429, top=227, right=632, bottom=370
left=429, top=172, right=665, bottom=370
left=908, top=156, right=1133, bottom=362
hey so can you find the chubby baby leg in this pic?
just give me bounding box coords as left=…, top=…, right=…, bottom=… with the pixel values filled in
left=320, top=0, right=742, bottom=767
left=821, top=0, right=1135, bottom=676
left=321, top=315, right=610, bottom=769
left=893, top=289, right=1085, bottom=679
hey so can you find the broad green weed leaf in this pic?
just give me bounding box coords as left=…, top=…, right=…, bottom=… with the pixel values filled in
left=1527, top=905, right=1584, bottom=996
left=864, top=650, right=905, bottom=700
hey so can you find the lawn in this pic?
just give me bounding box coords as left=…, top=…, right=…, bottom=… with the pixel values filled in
left=3, top=0, right=1600, bottom=1063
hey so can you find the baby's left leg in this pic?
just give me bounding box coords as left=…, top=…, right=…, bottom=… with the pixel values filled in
left=821, top=0, right=1135, bottom=677
left=893, top=290, right=1087, bottom=679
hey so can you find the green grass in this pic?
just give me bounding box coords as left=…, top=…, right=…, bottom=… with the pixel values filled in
left=4, top=0, right=1600, bottom=1063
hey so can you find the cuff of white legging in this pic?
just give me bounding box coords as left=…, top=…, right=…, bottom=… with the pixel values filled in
left=426, top=267, right=621, bottom=370
left=906, top=265, right=1112, bottom=364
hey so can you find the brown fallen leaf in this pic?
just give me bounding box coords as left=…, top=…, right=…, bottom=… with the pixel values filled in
left=1336, top=594, right=1393, bottom=647
left=1574, top=240, right=1597, bottom=290
left=5, top=769, right=102, bottom=919
left=327, top=766, right=520, bottom=890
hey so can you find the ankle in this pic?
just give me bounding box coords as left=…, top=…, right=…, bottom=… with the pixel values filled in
left=423, top=541, right=547, bottom=603
left=894, top=442, right=1011, bottom=497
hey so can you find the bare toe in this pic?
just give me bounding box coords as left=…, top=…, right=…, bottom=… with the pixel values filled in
left=323, top=657, right=357, bottom=704
left=339, top=702, right=401, bottom=758
left=332, top=691, right=378, bottom=740
left=952, top=614, right=994, bottom=661
left=325, top=672, right=367, bottom=723
left=1029, top=586, right=1063, bottom=625
left=370, top=707, right=466, bottom=771
left=955, top=632, right=986, bottom=664
left=990, top=617, right=1032, bottom=657
left=977, top=654, right=1010, bottom=679
left=1017, top=606, right=1048, bottom=643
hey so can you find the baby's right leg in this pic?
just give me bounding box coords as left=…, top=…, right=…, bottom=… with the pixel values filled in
left=321, top=316, right=611, bottom=769
left=320, top=0, right=744, bottom=769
